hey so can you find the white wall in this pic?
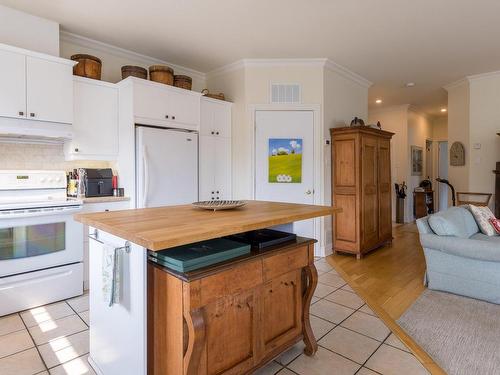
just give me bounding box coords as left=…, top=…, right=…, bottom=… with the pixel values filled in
left=0, top=4, right=59, bottom=56
left=206, top=60, right=369, bottom=254
left=446, top=80, right=470, bottom=192
left=468, top=74, right=500, bottom=197
left=324, top=68, right=369, bottom=249
left=368, top=105, right=409, bottom=221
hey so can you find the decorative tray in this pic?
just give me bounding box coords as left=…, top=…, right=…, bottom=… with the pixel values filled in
left=192, top=200, right=247, bottom=211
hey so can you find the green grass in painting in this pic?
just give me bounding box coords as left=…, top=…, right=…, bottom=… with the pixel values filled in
left=268, top=153, right=302, bottom=183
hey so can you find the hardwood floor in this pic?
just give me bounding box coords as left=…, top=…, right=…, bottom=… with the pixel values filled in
left=328, top=223, right=426, bottom=320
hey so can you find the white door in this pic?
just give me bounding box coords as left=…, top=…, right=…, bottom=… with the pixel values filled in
left=0, top=49, right=26, bottom=119
left=26, top=56, right=73, bottom=124
left=70, top=79, right=119, bottom=159
left=136, top=127, right=198, bottom=208
left=168, top=89, right=200, bottom=128
left=255, top=110, right=315, bottom=238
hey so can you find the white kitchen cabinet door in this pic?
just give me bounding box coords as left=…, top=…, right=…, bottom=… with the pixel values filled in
left=214, top=137, right=232, bottom=200
left=169, top=89, right=200, bottom=128
left=26, top=56, right=73, bottom=124
left=133, top=80, right=171, bottom=122
left=0, top=49, right=26, bottom=119
left=200, top=97, right=231, bottom=137
left=199, top=135, right=216, bottom=201
left=66, top=78, right=119, bottom=160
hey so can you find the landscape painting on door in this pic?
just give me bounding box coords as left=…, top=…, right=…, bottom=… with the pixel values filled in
left=255, top=110, right=315, bottom=239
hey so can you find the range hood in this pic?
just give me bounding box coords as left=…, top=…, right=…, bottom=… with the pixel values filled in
left=0, top=117, right=73, bottom=141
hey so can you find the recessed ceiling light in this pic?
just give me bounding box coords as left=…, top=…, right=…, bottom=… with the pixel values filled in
left=405, top=82, right=416, bottom=87
left=375, top=99, right=382, bottom=104
left=441, top=108, right=447, bottom=113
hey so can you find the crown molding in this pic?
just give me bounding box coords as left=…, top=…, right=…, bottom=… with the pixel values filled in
left=443, top=77, right=468, bottom=91
left=206, top=59, right=246, bottom=78
left=467, top=69, right=500, bottom=82
left=324, top=59, right=372, bottom=88
left=60, top=30, right=206, bottom=81
left=207, top=57, right=372, bottom=88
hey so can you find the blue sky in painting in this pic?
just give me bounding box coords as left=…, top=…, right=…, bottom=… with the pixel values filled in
left=268, top=138, right=303, bottom=156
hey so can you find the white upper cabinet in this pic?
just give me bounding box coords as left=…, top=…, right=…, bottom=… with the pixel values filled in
left=130, top=78, right=201, bottom=130
left=0, top=44, right=75, bottom=125
left=65, top=77, right=119, bottom=160
left=0, top=49, right=26, bottom=119
left=200, top=97, right=231, bottom=137
left=26, top=56, right=73, bottom=124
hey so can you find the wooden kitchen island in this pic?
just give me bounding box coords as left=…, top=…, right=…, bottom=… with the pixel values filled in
left=75, top=201, right=340, bottom=375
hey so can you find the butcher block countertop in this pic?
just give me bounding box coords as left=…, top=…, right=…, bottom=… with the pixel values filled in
left=74, top=200, right=340, bottom=251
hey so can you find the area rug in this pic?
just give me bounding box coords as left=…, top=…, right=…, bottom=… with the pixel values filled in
left=398, top=290, right=500, bottom=375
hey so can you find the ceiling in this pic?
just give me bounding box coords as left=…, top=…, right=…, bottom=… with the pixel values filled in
left=3, top=0, right=500, bottom=116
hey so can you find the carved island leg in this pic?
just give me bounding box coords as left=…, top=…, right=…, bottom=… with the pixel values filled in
left=302, top=263, right=318, bottom=356
left=184, top=308, right=206, bottom=375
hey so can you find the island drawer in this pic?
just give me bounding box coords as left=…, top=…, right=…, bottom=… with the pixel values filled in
left=262, top=245, right=309, bottom=281
left=189, top=260, right=263, bottom=308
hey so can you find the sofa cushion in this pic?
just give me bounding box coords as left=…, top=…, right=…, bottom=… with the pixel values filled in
left=428, top=206, right=479, bottom=238
left=469, top=233, right=500, bottom=243
left=468, top=205, right=498, bottom=236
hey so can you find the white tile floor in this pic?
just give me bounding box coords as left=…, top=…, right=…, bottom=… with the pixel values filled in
left=0, top=259, right=430, bottom=375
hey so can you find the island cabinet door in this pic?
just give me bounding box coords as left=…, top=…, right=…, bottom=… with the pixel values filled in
left=204, top=289, right=260, bottom=375
left=260, top=269, right=303, bottom=353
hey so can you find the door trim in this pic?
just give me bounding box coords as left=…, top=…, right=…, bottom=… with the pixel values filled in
left=249, top=104, right=324, bottom=255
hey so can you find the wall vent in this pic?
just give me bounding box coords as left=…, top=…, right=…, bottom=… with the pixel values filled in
left=270, top=83, right=301, bottom=104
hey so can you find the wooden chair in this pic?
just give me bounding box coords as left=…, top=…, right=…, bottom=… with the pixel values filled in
left=456, top=192, right=492, bottom=206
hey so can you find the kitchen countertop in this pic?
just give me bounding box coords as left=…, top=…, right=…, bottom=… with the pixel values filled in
left=76, top=196, right=131, bottom=204
left=74, top=200, right=340, bottom=251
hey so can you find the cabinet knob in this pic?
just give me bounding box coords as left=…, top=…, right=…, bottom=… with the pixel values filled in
left=216, top=191, right=219, bottom=194
left=216, top=197, right=220, bottom=200
left=165, top=115, right=169, bottom=119
left=30, top=113, right=35, bottom=117
left=211, top=197, right=215, bottom=200
left=211, top=191, right=215, bottom=194
left=216, top=132, right=219, bottom=135
left=172, top=116, right=176, bottom=120
left=18, top=111, right=24, bottom=116
left=211, top=131, right=215, bottom=135
left=74, top=148, right=79, bottom=153
left=306, top=190, right=312, bottom=195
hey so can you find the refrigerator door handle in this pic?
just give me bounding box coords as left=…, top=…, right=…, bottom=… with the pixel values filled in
left=143, top=145, right=149, bottom=208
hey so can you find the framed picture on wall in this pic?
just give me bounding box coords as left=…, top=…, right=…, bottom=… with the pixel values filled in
left=411, top=146, right=423, bottom=176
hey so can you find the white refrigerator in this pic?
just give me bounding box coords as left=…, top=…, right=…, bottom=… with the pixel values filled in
left=135, top=126, right=198, bottom=208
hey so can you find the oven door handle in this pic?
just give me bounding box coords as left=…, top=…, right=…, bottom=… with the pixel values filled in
left=0, top=206, right=82, bottom=219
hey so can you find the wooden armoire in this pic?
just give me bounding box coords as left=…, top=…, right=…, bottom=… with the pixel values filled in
left=330, top=127, right=394, bottom=259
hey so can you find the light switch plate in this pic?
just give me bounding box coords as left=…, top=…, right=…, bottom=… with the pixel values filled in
left=473, top=143, right=481, bottom=149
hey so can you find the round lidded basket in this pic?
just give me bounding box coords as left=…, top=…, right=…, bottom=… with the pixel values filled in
left=174, top=75, right=192, bottom=90
left=71, top=54, right=102, bottom=80
left=149, top=65, right=174, bottom=85
left=121, top=65, right=147, bottom=80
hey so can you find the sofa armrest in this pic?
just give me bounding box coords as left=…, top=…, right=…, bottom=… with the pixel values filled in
left=420, top=234, right=500, bottom=262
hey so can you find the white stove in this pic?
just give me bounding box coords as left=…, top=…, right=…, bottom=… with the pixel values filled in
left=0, top=170, right=83, bottom=316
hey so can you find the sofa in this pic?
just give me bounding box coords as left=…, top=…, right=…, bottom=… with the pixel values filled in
left=416, top=206, right=500, bottom=304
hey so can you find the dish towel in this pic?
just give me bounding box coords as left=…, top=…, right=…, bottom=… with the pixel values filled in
left=102, top=244, right=121, bottom=307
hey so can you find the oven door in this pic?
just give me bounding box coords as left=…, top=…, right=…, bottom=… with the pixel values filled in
left=0, top=206, right=83, bottom=277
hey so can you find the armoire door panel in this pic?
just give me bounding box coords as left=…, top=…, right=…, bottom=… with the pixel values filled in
left=378, top=139, right=392, bottom=240
left=334, top=139, right=356, bottom=187
left=334, top=194, right=357, bottom=243
left=361, top=136, right=379, bottom=248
